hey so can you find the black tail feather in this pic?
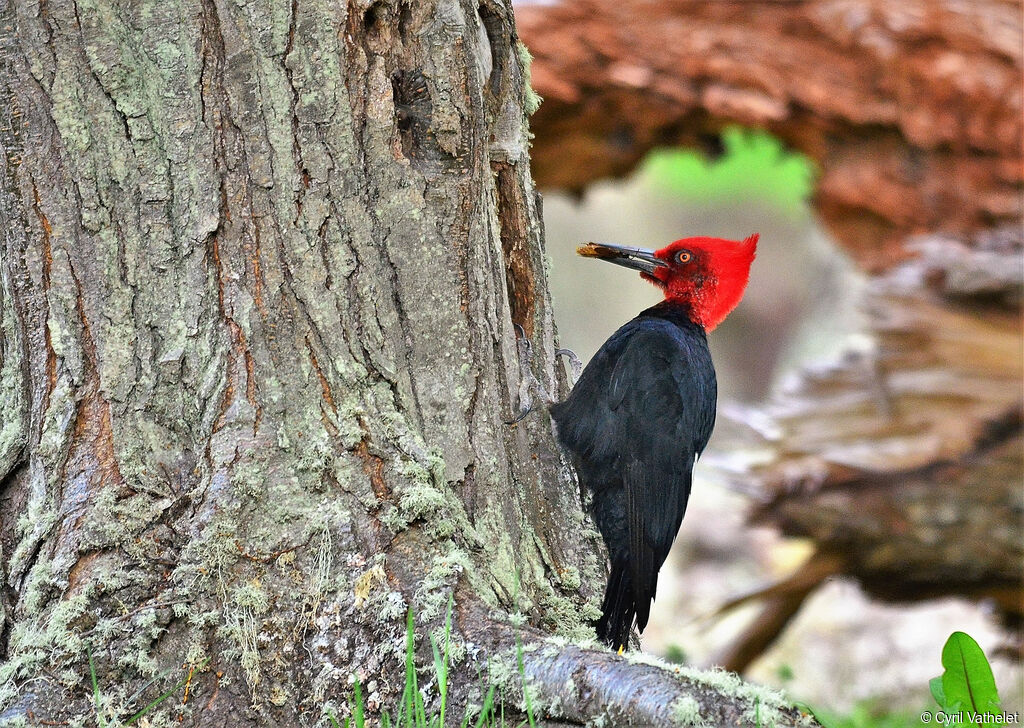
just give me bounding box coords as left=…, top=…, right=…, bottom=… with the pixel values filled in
left=595, top=560, right=638, bottom=650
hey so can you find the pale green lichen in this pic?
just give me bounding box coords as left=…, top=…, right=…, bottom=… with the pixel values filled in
left=479, top=645, right=523, bottom=700
left=379, top=591, right=408, bottom=621
left=230, top=458, right=268, bottom=499
left=506, top=611, right=528, bottom=628
left=77, top=486, right=166, bottom=557
left=679, top=665, right=799, bottom=726
left=0, top=587, right=91, bottom=704
left=308, top=526, right=334, bottom=602
left=396, top=479, right=448, bottom=522
left=539, top=591, right=596, bottom=642
left=558, top=565, right=581, bottom=591
left=623, top=651, right=806, bottom=728
left=219, top=579, right=272, bottom=687
left=516, top=42, right=543, bottom=116
left=481, top=519, right=596, bottom=641
left=672, top=695, right=707, bottom=727
left=0, top=275, right=27, bottom=469
left=415, top=548, right=473, bottom=621
left=378, top=502, right=408, bottom=532
left=233, top=579, right=271, bottom=612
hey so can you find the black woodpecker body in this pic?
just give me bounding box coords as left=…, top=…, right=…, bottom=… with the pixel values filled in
left=551, top=235, right=759, bottom=651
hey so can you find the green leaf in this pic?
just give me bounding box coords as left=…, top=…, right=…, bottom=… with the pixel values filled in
left=929, top=676, right=946, bottom=709
left=939, top=631, right=1001, bottom=715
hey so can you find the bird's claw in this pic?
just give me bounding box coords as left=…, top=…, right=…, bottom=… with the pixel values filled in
left=555, top=347, right=583, bottom=386
left=505, top=323, right=551, bottom=425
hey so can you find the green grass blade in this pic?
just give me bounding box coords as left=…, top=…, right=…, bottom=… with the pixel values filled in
left=123, top=671, right=169, bottom=709
left=414, top=676, right=427, bottom=727
left=429, top=634, right=444, bottom=728
left=353, top=678, right=365, bottom=728
left=474, top=684, right=497, bottom=728
left=88, top=647, right=105, bottom=728
left=430, top=594, right=453, bottom=728
left=401, top=608, right=416, bottom=728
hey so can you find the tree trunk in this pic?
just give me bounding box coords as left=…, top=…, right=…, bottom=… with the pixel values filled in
left=0, top=0, right=815, bottom=725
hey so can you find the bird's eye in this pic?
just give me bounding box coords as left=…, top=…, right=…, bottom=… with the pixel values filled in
left=674, top=250, right=692, bottom=264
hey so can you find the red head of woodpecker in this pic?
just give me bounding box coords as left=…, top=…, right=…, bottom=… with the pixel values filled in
left=577, top=234, right=758, bottom=331
left=552, top=233, right=758, bottom=651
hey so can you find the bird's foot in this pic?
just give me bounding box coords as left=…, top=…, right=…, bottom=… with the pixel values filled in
left=555, top=347, right=583, bottom=386
left=505, top=324, right=552, bottom=425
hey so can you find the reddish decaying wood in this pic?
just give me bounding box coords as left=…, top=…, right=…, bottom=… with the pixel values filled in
left=516, top=0, right=1023, bottom=270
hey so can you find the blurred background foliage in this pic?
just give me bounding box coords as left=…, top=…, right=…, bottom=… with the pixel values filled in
left=644, top=128, right=816, bottom=216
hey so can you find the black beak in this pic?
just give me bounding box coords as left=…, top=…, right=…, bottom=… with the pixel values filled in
left=577, top=242, right=668, bottom=276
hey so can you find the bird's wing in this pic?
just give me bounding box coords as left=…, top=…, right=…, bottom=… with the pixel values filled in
left=606, top=322, right=715, bottom=623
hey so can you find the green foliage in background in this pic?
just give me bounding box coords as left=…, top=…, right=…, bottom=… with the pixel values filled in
left=644, top=127, right=816, bottom=213
left=811, top=702, right=928, bottom=728
left=663, top=643, right=688, bottom=665
left=930, top=631, right=1001, bottom=718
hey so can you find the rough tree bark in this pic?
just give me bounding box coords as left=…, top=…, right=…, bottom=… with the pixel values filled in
left=0, top=0, right=815, bottom=725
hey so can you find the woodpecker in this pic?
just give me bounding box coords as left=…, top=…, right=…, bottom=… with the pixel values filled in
left=551, top=234, right=758, bottom=651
